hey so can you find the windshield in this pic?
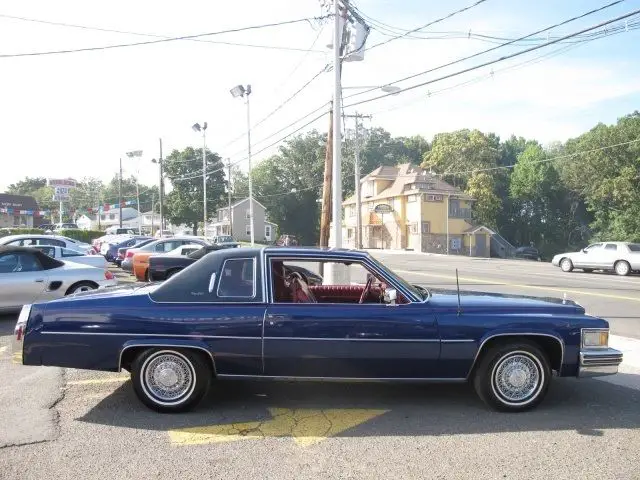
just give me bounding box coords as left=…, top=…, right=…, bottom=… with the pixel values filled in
left=367, top=255, right=426, bottom=300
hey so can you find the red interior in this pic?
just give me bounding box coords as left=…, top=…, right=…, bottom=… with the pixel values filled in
left=309, top=284, right=383, bottom=303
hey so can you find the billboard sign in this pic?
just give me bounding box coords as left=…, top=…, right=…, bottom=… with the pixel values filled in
left=52, top=186, right=71, bottom=201
left=48, top=178, right=77, bottom=188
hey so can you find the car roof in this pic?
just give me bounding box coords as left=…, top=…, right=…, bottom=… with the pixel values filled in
left=1, top=234, right=68, bottom=241
left=264, top=246, right=369, bottom=259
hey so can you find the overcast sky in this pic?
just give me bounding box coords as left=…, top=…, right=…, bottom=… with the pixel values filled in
left=1, top=0, right=638, bottom=193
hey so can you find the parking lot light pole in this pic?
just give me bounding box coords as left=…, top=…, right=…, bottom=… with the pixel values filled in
left=230, top=84, right=254, bottom=246
left=125, top=150, right=143, bottom=235
left=192, top=123, right=208, bottom=237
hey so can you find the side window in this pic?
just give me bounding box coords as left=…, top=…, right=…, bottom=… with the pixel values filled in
left=217, top=258, right=255, bottom=298
left=62, top=249, right=80, bottom=257
left=3, top=253, right=43, bottom=272
left=38, top=246, right=56, bottom=257
left=38, top=238, right=65, bottom=247
left=604, top=244, right=618, bottom=251
left=0, top=253, right=20, bottom=272
left=585, top=243, right=602, bottom=252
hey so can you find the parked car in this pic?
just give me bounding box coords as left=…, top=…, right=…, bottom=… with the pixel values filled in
left=0, top=234, right=93, bottom=254
left=104, top=236, right=152, bottom=262
left=0, top=246, right=116, bottom=313
left=552, top=242, right=640, bottom=276
left=155, top=229, right=174, bottom=238
left=132, top=237, right=210, bottom=281
left=105, top=227, right=136, bottom=235
left=275, top=234, right=298, bottom=246
left=38, top=224, right=56, bottom=231
left=514, top=246, right=541, bottom=261
left=11, top=247, right=622, bottom=413
left=148, top=245, right=225, bottom=281
left=211, top=235, right=240, bottom=249
left=32, top=245, right=108, bottom=269
left=53, top=223, right=79, bottom=230
left=118, top=238, right=156, bottom=269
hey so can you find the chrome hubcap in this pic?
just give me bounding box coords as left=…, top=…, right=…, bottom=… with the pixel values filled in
left=617, top=263, right=628, bottom=274
left=561, top=260, right=571, bottom=271
left=493, top=354, right=541, bottom=403
left=144, top=354, right=193, bottom=402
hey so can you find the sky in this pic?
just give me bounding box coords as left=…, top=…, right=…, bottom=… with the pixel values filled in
left=1, top=0, right=639, bottom=195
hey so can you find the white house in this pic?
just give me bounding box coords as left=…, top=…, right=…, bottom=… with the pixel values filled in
left=211, top=197, right=277, bottom=243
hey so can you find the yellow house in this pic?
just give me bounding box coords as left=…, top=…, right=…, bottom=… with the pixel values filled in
left=339, top=163, right=493, bottom=256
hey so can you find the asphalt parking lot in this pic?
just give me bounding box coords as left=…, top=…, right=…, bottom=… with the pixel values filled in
left=1, top=253, right=639, bottom=479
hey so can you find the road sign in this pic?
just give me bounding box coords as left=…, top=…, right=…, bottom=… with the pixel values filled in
left=48, top=178, right=77, bottom=188
left=52, top=186, right=71, bottom=201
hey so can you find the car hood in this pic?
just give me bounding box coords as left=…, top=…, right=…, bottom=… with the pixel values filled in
left=428, top=289, right=585, bottom=315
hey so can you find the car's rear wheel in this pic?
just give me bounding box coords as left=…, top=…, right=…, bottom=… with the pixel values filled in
left=131, top=348, right=211, bottom=413
left=560, top=258, right=573, bottom=272
left=66, top=281, right=98, bottom=295
left=615, top=260, right=631, bottom=276
left=473, top=341, right=550, bottom=412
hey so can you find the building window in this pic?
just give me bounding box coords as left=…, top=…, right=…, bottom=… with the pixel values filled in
left=109, top=214, right=115, bottom=220
left=265, top=225, right=271, bottom=239
left=100, top=214, right=106, bottom=220
left=348, top=205, right=355, bottom=217
left=422, top=222, right=430, bottom=234
left=407, top=195, right=417, bottom=203
left=347, top=228, right=354, bottom=239
left=409, top=223, right=418, bottom=234
left=246, top=224, right=251, bottom=235
left=425, top=194, right=443, bottom=202
left=367, top=202, right=374, bottom=211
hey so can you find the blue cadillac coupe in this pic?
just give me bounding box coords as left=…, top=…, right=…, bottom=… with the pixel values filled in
left=12, top=247, right=622, bottom=413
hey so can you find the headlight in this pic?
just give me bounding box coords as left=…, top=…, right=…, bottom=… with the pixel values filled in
left=582, top=329, right=609, bottom=349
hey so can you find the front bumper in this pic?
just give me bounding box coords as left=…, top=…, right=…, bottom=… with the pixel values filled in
left=551, top=256, right=561, bottom=266
left=578, top=348, right=623, bottom=377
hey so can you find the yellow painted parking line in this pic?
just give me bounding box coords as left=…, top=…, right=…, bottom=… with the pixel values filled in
left=11, top=352, right=22, bottom=364
left=67, top=376, right=130, bottom=386
left=169, top=408, right=388, bottom=447
left=396, top=269, right=640, bottom=303
left=0, top=345, right=8, bottom=354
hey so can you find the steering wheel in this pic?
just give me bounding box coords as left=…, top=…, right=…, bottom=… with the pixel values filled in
left=287, top=272, right=317, bottom=303
left=359, top=275, right=373, bottom=304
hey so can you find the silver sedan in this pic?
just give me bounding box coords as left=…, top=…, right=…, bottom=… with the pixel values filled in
left=0, top=246, right=117, bottom=313
left=552, top=242, right=640, bottom=276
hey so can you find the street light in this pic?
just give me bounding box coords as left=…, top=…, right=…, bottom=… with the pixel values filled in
left=192, top=122, right=208, bottom=237
left=125, top=150, right=143, bottom=235
left=342, top=85, right=401, bottom=95
left=230, top=84, right=255, bottom=246
left=151, top=142, right=164, bottom=236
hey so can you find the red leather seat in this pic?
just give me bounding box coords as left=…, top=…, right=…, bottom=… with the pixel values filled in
left=309, top=285, right=384, bottom=303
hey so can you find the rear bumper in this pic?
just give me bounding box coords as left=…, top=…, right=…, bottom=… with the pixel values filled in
left=578, top=348, right=623, bottom=377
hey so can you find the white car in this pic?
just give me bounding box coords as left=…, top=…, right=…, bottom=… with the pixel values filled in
left=0, top=234, right=93, bottom=254
left=552, top=242, right=640, bottom=276
left=0, top=246, right=117, bottom=313
left=32, top=245, right=108, bottom=269
left=154, top=229, right=174, bottom=238
left=163, top=244, right=206, bottom=257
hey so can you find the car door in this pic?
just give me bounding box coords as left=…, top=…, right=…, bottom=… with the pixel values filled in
left=600, top=243, right=619, bottom=269
left=262, top=257, right=440, bottom=379
left=574, top=243, right=602, bottom=268
left=0, top=252, right=49, bottom=310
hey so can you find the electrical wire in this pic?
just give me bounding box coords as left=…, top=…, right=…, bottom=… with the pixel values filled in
left=0, top=13, right=329, bottom=53
left=365, top=0, right=490, bottom=52
left=343, top=0, right=627, bottom=102
left=342, top=9, right=640, bottom=110
left=0, top=15, right=330, bottom=58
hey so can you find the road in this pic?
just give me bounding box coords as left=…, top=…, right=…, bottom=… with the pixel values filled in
left=1, top=254, right=639, bottom=479
left=370, top=251, right=640, bottom=340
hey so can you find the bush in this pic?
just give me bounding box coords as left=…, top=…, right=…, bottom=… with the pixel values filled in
left=57, top=229, right=105, bottom=243
left=0, top=228, right=43, bottom=238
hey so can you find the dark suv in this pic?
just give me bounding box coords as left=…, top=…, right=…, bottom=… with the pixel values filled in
left=514, top=246, right=541, bottom=261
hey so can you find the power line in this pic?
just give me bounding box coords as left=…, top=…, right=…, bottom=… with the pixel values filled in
left=0, top=15, right=329, bottom=58
left=343, top=9, right=640, bottom=110
left=367, top=22, right=636, bottom=116
left=365, top=0, right=490, bottom=52
left=343, top=0, right=627, bottom=102
left=0, top=13, right=329, bottom=53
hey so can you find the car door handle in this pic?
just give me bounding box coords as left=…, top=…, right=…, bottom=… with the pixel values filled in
left=266, top=314, right=290, bottom=326
left=34, top=279, right=45, bottom=283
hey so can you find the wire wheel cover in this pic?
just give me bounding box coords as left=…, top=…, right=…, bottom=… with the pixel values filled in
left=143, top=353, right=194, bottom=402
left=492, top=352, right=542, bottom=404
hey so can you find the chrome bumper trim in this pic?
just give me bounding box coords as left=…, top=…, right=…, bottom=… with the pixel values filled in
left=578, top=348, right=623, bottom=377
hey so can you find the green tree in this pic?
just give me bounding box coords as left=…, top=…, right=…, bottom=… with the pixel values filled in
left=163, top=147, right=226, bottom=234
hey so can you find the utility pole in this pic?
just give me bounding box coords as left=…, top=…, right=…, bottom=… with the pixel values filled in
left=319, top=103, right=333, bottom=248
left=119, top=158, right=123, bottom=228
left=202, top=129, right=207, bottom=237
left=331, top=0, right=345, bottom=249
left=151, top=191, right=155, bottom=235
left=344, top=111, right=371, bottom=250
left=227, top=158, right=233, bottom=236
left=159, top=138, right=164, bottom=232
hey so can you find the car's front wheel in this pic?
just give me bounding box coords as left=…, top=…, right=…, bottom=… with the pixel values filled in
left=131, top=348, right=212, bottom=413
left=560, top=258, right=573, bottom=272
left=473, top=342, right=550, bottom=412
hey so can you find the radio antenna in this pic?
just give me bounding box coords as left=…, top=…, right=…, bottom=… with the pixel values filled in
left=456, top=268, right=462, bottom=316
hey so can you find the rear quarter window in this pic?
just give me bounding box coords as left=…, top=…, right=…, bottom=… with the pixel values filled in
left=628, top=244, right=640, bottom=252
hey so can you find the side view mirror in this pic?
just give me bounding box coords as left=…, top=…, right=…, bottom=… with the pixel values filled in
left=582, top=248, right=587, bottom=253
left=384, top=288, right=397, bottom=305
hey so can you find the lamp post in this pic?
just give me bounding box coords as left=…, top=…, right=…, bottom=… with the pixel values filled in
left=192, top=122, right=208, bottom=237
left=230, top=84, right=254, bottom=246
left=151, top=139, right=164, bottom=236
left=125, top=150, right=143, bottom=235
